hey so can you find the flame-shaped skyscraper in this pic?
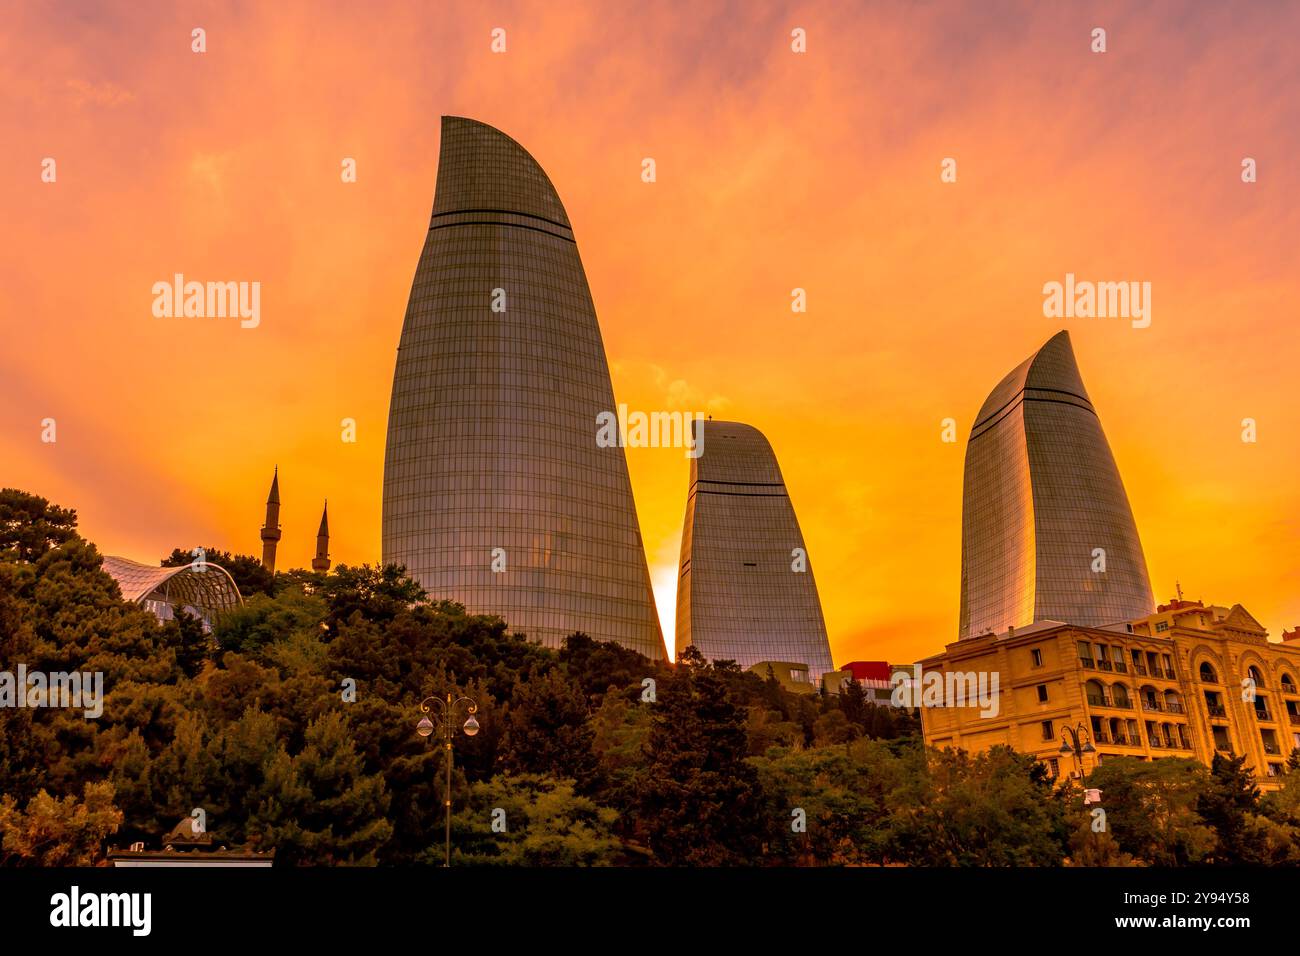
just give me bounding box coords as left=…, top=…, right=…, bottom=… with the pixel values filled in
left=959, top=331, right=1154, bottom=638
left=382, top=117, right=665, bottom=659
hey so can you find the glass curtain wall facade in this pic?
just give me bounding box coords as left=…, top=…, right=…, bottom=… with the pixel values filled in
left=959, top=330, right=1154, bottom=638
left=675, top=420, right=835, bottom=679
left=382, top=116, right=665, bottom=660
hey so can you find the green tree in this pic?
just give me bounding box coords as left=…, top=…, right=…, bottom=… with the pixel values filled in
left=500, top=669, right=596, bottom=785
left=1083, top=757, right=1212, bottom=866
left=633, top=653, right=765, bottom=865
left=0, top=488, right=79, bottom=561
left=891, top=746, right=1067, bottom=866
left=0, top=781, right=123, bottom=866
left=752, top=740, right=900, bottom=865
left=450, top=774, right=621, bottom=865
left=250, top=711, right=393, bottom=864
left=1197, top=752, right=1260, bottom=864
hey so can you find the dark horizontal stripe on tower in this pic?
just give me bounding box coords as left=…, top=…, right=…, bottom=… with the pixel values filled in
left=689, top=480, right=789, bottom=499
left=697, top=479, right=786, bottom=488
left=970, top=390, right=1098, bottom=441
left=428, top=220, right=575, bottom=243
left=429, top=208, right=575, bottom=243
left=431, top=207, right=572, bottom=230
left=973, top=385, right=1093, bottom=430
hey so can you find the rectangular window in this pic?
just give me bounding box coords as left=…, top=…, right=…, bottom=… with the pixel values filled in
left=1031, top=648, right=1043, bottom=667
left=1041, top=720, right=1054, bottom=741
left=1155, top=621, right=1169, bottom=633
left=1037, top=684, right=1048, bottom=703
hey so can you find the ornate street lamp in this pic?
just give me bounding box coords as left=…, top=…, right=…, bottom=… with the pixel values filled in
left=416, top=692, right=479, bottom=867
left=1059, top=722, right=1096, bottom=779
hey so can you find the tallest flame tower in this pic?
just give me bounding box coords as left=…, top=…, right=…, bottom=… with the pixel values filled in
left=382, top=117, right=665, bottom=659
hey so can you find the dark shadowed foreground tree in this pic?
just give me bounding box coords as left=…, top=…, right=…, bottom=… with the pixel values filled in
left=500, top=669, right=596, bottom=786
left=7, top=487, right=1300, bottom=867
left=0, top=488, right=79, bottom=561
left=633, top=647, right=766, bottom=865
left=1196, top=752, right=1300, bottom=865
left=891, top=745, right=1068, bottom=866
left=1083, top=757, right=1213, bottom=866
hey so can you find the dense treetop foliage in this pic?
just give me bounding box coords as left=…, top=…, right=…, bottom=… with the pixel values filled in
left=2, top=488, right=1299, bottom=866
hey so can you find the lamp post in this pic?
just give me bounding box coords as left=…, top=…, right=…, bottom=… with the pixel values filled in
left=416, top=692, right=479, bottom=867
left=1058, top=722, right=1096, bottom=780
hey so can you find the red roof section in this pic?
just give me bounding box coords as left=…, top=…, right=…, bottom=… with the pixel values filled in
left=840, top=661, right=892, bottom=682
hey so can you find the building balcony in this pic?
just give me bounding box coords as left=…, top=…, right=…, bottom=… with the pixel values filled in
left=1205, top=703, right=1227, bottom=718
left=1080, top=658, right=1095, bottom=670
left=1132, top=664, right=1148, bottom=676
left=1113, top=662, right=1128, bottom=674
left=1141, top=700, right=1162, bottom=712
left=1164, top=701, right=1185, bottom=714
left=1097, top=660, right=1113, bottom=672
left=1087, top=694, right=1133, bottom=709
left=1262, top=742, right=1281, bottom=755
left=1288, top=712, right=1300, bottom=726
left=1255, top=708, right=1273, bottom=722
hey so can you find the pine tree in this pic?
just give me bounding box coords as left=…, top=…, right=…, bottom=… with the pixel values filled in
left=634, top=656, right=765, bottom=864
left=1197, top=752, right=1262, bottom=864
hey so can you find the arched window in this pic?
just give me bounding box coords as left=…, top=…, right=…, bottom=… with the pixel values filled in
left=1280, top=672, right=1297, bottom=695
left=1248, top=665, right=1265, bottom=688
left=1111, top=683, right=1131, bottom=708
left=1085, top=679, right=1107, bottom=707
left=1199, top=662, right=1218, bottom=683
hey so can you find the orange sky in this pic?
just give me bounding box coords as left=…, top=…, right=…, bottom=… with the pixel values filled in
left=3, top=1, right=1297, bottom=666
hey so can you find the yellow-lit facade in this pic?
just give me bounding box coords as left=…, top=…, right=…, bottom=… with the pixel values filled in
left=920, top=601, right=1300, bottom=790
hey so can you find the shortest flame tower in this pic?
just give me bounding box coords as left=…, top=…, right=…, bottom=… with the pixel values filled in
left=675, top=420, right=834, bottom=680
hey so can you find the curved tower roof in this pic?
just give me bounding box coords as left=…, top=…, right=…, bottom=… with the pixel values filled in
left=382, top=117, right=665, bottom=659
left=675, top=420, right=835, bottom=679
left=959, top=331, right=1154, bottom=638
